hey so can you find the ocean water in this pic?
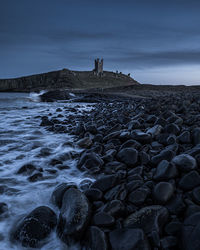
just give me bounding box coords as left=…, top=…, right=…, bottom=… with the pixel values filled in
left=0, top=92, right=93, bottom=250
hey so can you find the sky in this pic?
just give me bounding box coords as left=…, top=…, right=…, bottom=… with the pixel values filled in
left=0, top=0, right=200, bottom=85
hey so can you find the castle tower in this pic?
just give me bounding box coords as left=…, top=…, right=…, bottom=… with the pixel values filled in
left=94, top=58, right=103, bottom=76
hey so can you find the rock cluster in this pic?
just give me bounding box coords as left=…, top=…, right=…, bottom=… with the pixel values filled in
left=11, top=92, right=200, bottom=249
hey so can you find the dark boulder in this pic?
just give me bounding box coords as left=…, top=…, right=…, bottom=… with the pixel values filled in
left=153, top=160, right=177, bottom=181
left=181, top=212, right=200, bottom=250
left=117, top=147, right=138, bottom=167
left=92, top=212, right=115, bottom=227
left=51, top=183, right=77, bottom=208
left=87, top=226, right=108, bottom=250
left=109, top=228, right=150, bottom=250
left=151, top=149, right=175, bottom=165
left=11, top=206, right=57, bottom=248
left=124, top=205, right=169, bottom=235
left=153, top=182, right=174, bottom=204
left=172, top=154, right=197, bottom=172
left=17, top=163, right=36, bottom=175
left=40, top=90, right=70, bottom=102
left=179, top=170, right=200, bottom=190
left=91, top=175, right=118, bottom=192
left=57, top=188, right=91, bottom=244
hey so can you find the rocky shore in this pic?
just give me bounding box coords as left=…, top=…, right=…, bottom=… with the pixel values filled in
left=8, top=89, right=200, bottom=249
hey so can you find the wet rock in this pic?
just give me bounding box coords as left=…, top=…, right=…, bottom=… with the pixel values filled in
left=153, top=160, right=177, bottom=181
left=117, top=147, right=138, bottom=166
left=40, top=90, right=70, bottom=102
left=84, top=188, right=103, bottom=201
left=166, top=134, right=176, bottom=145
left=92, top=212, right=115, bottom=227
left=91, top=175, right=118, bottom=192
left=181, top=212, right=200, bottom=250
left=78, top=152, right=104, bottom=171
left=128, top=187, right=149, bottom=206
left=192, top=127, right=200, bottom=145
left=87, top=226, right=108, bottom=250
left=160, top=236, right=177, bottom=249
left=124, top=205, right=169, bottom=235
left=11, top=206, right=57, bottom=248
left=104, top=183, right=127, bottom=201
left=51, top=183, right=77, bottom=208
left=77, top=137, right=93, bottom=148
left=28, top=172, right=43, bottom=182
left=57, top=188, right=91, bottom=244
left=127, top=180, right=144, bottom=192
left=40, top=116, right=54, bottom=126
left=164, top=220, right=182, bottom=235
left=172, top=154, right=197, bottom=172
left=146, top=125, right=163, bottom=138
left=119, top=139, right=141, bottom=151
left=192, top=187, right=200, bottom=205
left=153, top=182, right=174, bottom=204
left=131, top=130, right=152, bottom=144
left=177, top=131, right=191, bottom=144
left=101, top=200, right=124, bottom=217
left=17, top=164, right=36, bottom=175
left=165, top=194, right=185, bottom=215
left=164, top=123, right=180, bottom=135
left=109, top=228, right=150, bottom=250
left=151, top=149, right=175, bottom=165
left=0, top=202, right=8, bottom=216
left=179, top=170, right=200, bottom=190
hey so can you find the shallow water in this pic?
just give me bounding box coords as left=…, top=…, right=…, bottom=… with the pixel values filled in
left=0, top=92, right=93, bottom=249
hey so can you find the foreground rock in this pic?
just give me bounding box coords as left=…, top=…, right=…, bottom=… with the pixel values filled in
left=11, top=206, right=57, bottom=248
left=57, top=188, right=91, bottom=244
left=109, top=228, right=150, bottom=250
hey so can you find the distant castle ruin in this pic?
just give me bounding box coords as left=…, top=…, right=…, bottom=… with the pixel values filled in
left=94, top=58, right=103, bottom=77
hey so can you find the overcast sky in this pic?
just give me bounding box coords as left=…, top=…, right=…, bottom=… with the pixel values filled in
left=1, top=0, right=200, bottom=85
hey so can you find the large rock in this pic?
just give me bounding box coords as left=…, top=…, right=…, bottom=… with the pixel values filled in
left=117, top=147, right=138, bottom=166
left=179, top=170, right=200, bottom=190
left=109, top=228, right=150, bottom=250
left=91, top=175, right=118, bottom=192
left=153, top=160, right=177, bottom=181
left=87, top=226, right=108, bottom=250
left=77, top=152, right=104, bottom=171
left=151, top=149, right=175, bottom=165
left=40, top=90, right=70, bottom=102
left=181, top=212, right=200, bottom=250
left=124, top=205, right=169, bottom=235
left=153, top=182, right=174, bottom=204
left=172, top=154, right=197, bottom=172
left=51, top=183, right=77, bottom=208
left=11, top=206, right=57, bottom=248
left=57, top=188, right=91, bottom=244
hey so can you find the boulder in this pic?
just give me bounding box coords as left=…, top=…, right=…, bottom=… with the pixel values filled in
left=124, top=205, right=169, bottom=235
left=11, top=206, right=57, bottom=248
left=179, top=171, right=200, bottom=190
left=57, top=188, right=91, bottom=244
left=87, top=226, right=108, bottom=250
left=51, top=183, right=77, bottom=208
left=117, top=147, right=138, bottom=166
left=181, top=212, right=200, bottom=250
left=109, top=228, right=150, bottom=250
left=91, top=175, right=118, bottom=192
left=153, top=160, right=177, bottom=181
left=153, top=182, right=174, bottom=204
left=172, top=154, right=197, bottom=172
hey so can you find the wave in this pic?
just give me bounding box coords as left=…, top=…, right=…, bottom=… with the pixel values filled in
left=28, top=90, right=46, bottom=102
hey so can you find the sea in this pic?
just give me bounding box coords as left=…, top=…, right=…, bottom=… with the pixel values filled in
left=0, top=92, right=93, bottom=250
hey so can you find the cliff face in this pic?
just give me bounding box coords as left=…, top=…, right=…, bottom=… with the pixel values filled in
left=0, top=69, right=139, bottom=92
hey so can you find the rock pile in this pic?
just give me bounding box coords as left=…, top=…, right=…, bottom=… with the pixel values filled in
left=11, top=92, right=200, bottom=249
